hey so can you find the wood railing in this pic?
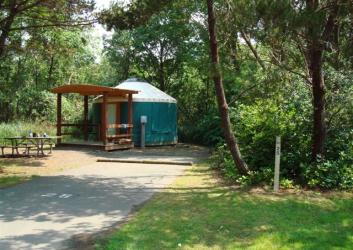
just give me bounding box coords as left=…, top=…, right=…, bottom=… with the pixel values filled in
left=60, top=123, right=100, bottom=137
left=58, top=123, right=133, bottom=145
left=105, top=123, right=133, bottom=145
left=107, top=124, right=133, bottom=129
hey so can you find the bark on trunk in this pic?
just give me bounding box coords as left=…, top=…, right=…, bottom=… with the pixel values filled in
left=159, top=61, right=165, bottom=91
left=122, top=53, right=130, bottom=80
left=206, top=0, right=249, bottom=175
left=0, top=15, right=15, bottom=58
left=305, top=0, right=337, bottom=160
left=47, top=55, right=55, bottom=87
left=0, top=2, right=17, bottom=58
left=158, top=41, right=165, bottom=91
left=309, top=45, right=326, bottom=159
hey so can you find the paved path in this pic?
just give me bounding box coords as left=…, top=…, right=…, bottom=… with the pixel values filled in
left=0, top=159, right=196, bottom=249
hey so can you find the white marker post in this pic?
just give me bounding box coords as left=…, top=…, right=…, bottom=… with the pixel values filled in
left=274, top=136, right=281, bottom=192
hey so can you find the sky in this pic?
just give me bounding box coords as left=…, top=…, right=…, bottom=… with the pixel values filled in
left=93, top=0, right=113, bottom=43
left=91, top=0, right=131, bottom=59
left=95, top=0, right=112, bottom=9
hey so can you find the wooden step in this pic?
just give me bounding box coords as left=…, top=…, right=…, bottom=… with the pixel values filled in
left=106, top=134, right=132, bottom=139
left=118, top=138, right=132, bottom=144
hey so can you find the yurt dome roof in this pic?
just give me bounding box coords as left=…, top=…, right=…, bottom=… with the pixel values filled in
left=116, top=78, right=177, bottom=103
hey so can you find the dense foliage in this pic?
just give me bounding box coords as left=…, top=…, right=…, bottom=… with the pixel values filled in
left=0, top=0, right=106, bottom=123
left=0, top=0, right=352, bottom=189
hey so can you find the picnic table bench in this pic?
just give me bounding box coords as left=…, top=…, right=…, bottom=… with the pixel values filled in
left=0, top=136, right=61, bottom=157
left=0, top=145, right=33, bottom=156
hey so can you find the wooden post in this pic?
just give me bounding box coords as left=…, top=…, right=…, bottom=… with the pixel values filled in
left=274, top=136, right=281, bottom=192
left=140, top=116, right=147, bottom=148
left=83, top=95, right=89, bottom=141
left=101, top=93, right=107, bottom=145
left=128, top=94, right=133, bottom=135
left=57, top=93, right=62, bottom=144
left=116, top=102, right=121, bottom=135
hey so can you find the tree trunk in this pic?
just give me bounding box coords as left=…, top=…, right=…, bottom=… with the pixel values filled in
left=158, top=41, right=165, bottom=91
left=308, top=45, right=326, bottom=159
left=305, top=0, right=337, bottom=160
left=122, top=52, right=130, bottom=80
left=206, top=0, right=249, bottom=175
left=0, top=2, right=17, bottom=58
left=0, top=17, right=14, bottom=58
left=159, top=61, right=165, bottom=91
left=47, top=55, right=55, bottom=88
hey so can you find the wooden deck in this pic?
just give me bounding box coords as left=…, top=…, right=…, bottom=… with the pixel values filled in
left=57, top=141, right=134, bottom=151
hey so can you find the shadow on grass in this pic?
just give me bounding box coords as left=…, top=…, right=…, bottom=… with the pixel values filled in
left=0, top=172, right=191, bottom=248
left=97, top=172, right=353, bottom=250
left=0, top=176, right=33, bottom=189
left=0, top=162, right=352, bottom=250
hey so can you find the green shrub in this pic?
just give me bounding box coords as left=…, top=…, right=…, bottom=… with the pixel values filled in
left=210, top=144, right=274, bottom=186
left=2, top=83, right=84, bottom=124
left=0, top=121, right=56, bottom=139
left=211, top=142, right=353, bottom=190
left=15, top=87, right=57, bottom=122
left=179, top=110, right=223, bottom=146
left=280, top=179, right=296, bottom=189
left=231, top=97, right=312, bottom=179
left=303, top=148, right=353, bottom=190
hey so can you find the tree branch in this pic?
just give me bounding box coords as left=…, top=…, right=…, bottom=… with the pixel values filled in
left=239, top=30, right=266, bottom=70
left=9, top=20, right=98, bottom=31
left=268, top=51, right=312, bottom=85
left=228, top=82, right=259, bottom=106
left=321, top=1, right=339, bottom=43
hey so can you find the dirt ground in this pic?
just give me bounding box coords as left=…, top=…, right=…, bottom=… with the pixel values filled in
left=0, top=148, right=97, bottom=177
left=0, top=144, right=210, bottom=177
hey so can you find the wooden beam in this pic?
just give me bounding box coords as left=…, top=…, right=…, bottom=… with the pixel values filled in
left=61, top=123, right=98, bottom=127
left=115, top=102, right=121, bottom=135
left=128, top=94, right=133, bottom=135
left=57, top=93, right=62, bottom=144
left=50, top=84, right=138, bottom=95
left=83, top=95, right=89, bottom=141
left=101, top=93, right=108, bottom=145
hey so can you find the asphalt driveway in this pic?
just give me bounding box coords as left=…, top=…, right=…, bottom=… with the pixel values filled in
left=0, top=145, right=208, bottom=250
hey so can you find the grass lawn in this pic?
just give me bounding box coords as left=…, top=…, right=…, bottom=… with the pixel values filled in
left=96, top=163, right=353, bottom=250
left=0, top=175, right=34, bottom=188
left=0, top=149, right=95, bottom=189
left=0, top=159, right=37, bottom=188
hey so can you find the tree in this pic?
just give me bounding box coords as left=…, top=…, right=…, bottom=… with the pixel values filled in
left=305, top=0, right=338, bottom=159
left=103, top=2, right=199, bottom=92
left=206, top=0, right=249, bottom=175
left=0, top=0, right=94, bottom=58
left=222, top=0, right=353, bottom=160
left=0, top=27, right=101, bottom=122
left=100, top=0, right=250, bottom=174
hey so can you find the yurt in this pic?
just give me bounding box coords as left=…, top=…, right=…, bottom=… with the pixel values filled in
left=92, top=78, right=177, bottom=146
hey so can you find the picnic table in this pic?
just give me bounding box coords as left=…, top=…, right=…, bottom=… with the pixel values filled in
left=0, top=136, right=61, bottom=157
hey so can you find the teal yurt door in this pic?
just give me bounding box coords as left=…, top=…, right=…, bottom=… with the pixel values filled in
left=91, top=103, right=119, bottom=138
left=107, top=104, right=117, bottom=136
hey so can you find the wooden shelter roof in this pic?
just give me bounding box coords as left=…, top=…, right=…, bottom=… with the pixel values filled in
left=50, top=84, right=138, bottom=96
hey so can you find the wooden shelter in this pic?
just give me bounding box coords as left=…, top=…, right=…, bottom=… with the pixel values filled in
left=50, top=84, right=138, bottom=151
